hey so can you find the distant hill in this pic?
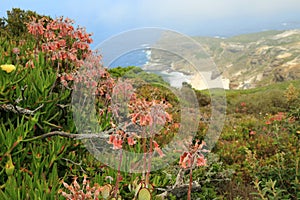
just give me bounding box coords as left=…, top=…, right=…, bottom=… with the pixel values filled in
left=194, top=30, right=300, bottom=89
left=146, top=29, right=300, bottom=90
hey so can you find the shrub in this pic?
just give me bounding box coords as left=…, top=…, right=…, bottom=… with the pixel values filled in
left=0, top=8, right=47, bottom=38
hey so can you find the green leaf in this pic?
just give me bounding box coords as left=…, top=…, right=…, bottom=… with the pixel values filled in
left=138, top=188, right=151, bottom=200
left=101, top=184, right=112, bottom=199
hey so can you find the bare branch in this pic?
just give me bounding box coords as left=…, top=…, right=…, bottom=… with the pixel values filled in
left=22, top=131, right=78, bottom=142
left=62, top=158, right=87, bottom=173
left=0, top=103, right=44, bottom=115
left=156, top=181, right=201, bottom=199
left=22, top=120, right=141, bottom=142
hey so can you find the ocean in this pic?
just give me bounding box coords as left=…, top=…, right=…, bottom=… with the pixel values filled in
left=109, top=49, right=150, bottom=68
left=109, top=48, right=192, bottom=88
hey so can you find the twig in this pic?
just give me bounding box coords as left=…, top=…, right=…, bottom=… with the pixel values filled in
left=62, top=158, right=87, bottom=173
left=156, top=182, right=202, bottom=199
left=22, top=131, right=78, bottom=142
left=0, top=103, right=44, bottom=115
left=22, top=130, right=112, bottom=142
left=173, top=168, right=184, bottom=189
left=56, top=103, right=70, bottom=109
left=22, top=121, right=139, bottom=142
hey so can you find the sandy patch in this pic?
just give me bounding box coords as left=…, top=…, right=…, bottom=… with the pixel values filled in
left=277, top=53, right=292, bottom=59
left=272, top=30, right=300, bottom=40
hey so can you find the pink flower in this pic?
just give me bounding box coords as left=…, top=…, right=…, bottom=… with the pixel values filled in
left=12, top=47, right=20, bottom=55
left=131, top=113, right=139, bottom=124
left=58, top=39, right=66, bottom=47
left=113, top=138, right=123, bottom=149
left=265, top=120, right=272, bottom=125
left=249, top=130, right=256, bottom=136
left=108, top=135, right=123, bottom=149
left=127, top=137, right=136, bottom=146
left=139, top=115, right=148, bottom=126
left=108, top=135, right=115, bottom=144
left=27, top=18, right=45, bottom=36
left=25, top=60, right=35, bottom=68
left=240, top=102, right=246, bottom=107
left=196, top=154, right=207, bottom=167
left=272, top=112, right=285, bottom=121
left=65, top=74, right=74, bottom=81
left=153, top=141, right=165, bottom=157
left=179, top=152, right=192, bottom=169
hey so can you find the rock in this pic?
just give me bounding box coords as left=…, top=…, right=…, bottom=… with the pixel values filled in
left=273, top=72, right=285, bottom=82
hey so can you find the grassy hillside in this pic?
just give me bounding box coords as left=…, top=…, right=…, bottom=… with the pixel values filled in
left=194, top=30, right=300, bottom=89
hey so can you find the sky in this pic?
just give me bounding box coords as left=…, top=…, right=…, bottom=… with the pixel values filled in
left=1, top=0, right=300, bottom=48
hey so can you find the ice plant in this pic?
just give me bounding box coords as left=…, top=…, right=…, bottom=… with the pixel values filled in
left=1, top=64, right=16, bottom=73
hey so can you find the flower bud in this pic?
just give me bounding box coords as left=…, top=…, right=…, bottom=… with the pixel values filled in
left=5, top=156, right=15, bottom=176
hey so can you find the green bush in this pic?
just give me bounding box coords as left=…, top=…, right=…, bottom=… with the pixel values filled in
left=0, top=8, right=48, bottom=38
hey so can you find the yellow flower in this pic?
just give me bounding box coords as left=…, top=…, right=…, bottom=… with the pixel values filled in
left=1, top=64, right=16, bottom=73
left=297, top=130, right=300, bottom=135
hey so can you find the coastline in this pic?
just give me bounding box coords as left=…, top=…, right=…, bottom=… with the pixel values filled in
left=143, top=48, right=230, bottom=90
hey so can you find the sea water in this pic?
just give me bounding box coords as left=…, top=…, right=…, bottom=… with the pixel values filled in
left=109, top=48, right=149, bottom=68
left=109, top=48, right=192, bottom=88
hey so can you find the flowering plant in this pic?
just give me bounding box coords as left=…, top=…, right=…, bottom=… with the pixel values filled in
left=0, top=64, right=16, bottom=73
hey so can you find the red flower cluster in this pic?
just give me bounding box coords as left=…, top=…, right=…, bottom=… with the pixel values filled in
left=240, top=102, right=246, bottom=107
left=102, top=80, right=173, bottom=158
left=129, top=99, right=172, bottom=127
left=236, top=101, right=247, bottom=113
left=26, top=16, right=93, bottom=70
left=27, top=17, right=45, bottom=36
left=108, top=134, right=123, bottom=150
left=265, top=112, right=286, bottom=125
left=179, top=140, right=208, bottom=169
left=270, top=112, right=285, bottom=122
left=59, top=175, right=111, bottom=199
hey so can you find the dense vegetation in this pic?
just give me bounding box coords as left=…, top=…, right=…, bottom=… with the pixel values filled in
left=0, top=8, right=299, bottom=200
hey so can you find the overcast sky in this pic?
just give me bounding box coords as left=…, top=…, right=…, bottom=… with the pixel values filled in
left=2, top=0, right=300, bottom=47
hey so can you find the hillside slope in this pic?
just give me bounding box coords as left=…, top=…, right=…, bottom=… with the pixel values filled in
left=195, top=30, right=300, bottom=89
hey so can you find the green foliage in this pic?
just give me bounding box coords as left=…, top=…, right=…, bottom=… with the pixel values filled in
left=138, top=188, right=151, bottom=200
left=0, top=50, right=81, bottom=198
left=285, top=83, right=300, bottom=107
left=194, top=89, right=211, bottom=106
left=252, top=179, right=291, bottom=200
left=109, top=66, right=168, bottom=86
left=0, top=8, right=48, bottom=38
left=0, top=9, right=85, bottom=198
left=227, top=89, right=288, bottom=115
